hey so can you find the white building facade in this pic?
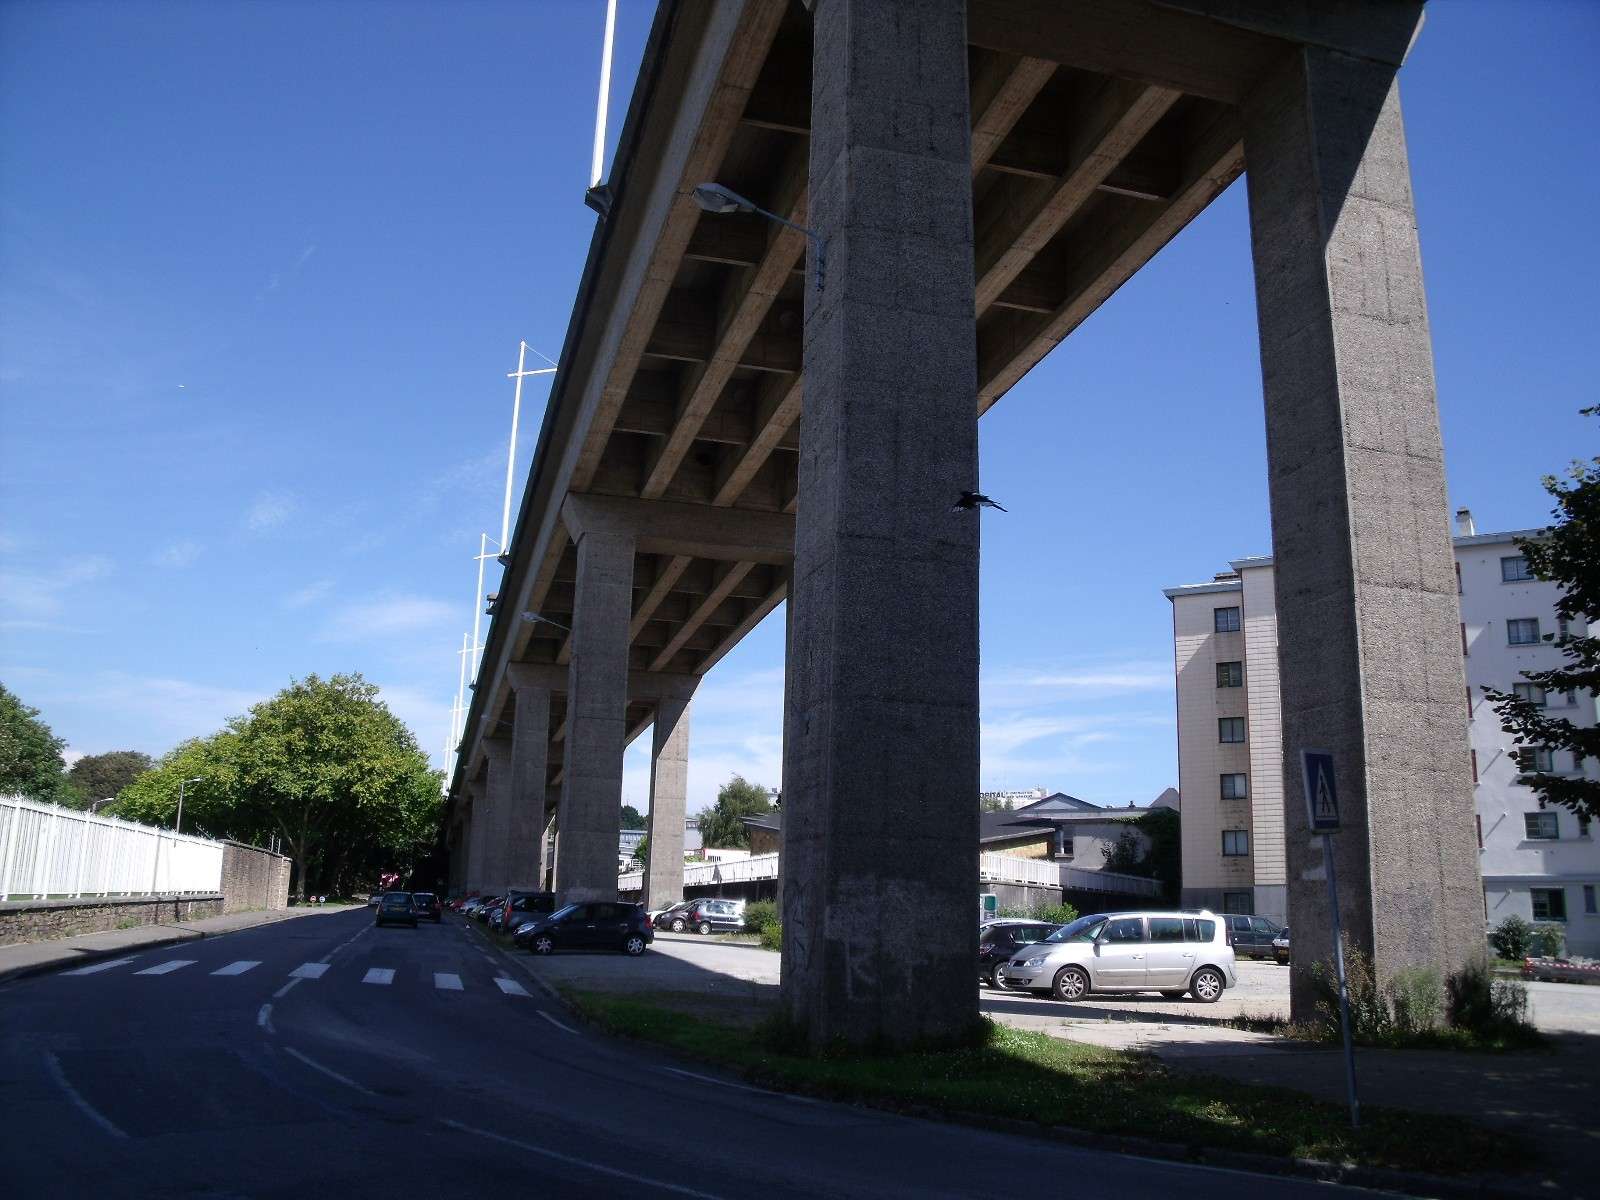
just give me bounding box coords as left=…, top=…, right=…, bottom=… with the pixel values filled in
left=1166, top=516, right=1600, bottom=955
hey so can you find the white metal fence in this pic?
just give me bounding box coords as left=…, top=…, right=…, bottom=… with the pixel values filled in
left=0, top=796, right=225, bottom=901
left=618, top=851, right=780, bottom=893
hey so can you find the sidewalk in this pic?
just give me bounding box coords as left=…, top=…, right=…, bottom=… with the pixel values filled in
left=0, top=904, right=364, bottom=985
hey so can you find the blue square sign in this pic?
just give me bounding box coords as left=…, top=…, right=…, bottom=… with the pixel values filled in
left=1301, top=750, right=1340, bottom=832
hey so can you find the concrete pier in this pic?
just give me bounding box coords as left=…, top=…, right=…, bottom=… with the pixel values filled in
left=507, top=670, right=552, bottom=891
left=644, top=696, right=692, bottom=910
left=780, top=0, right=981, bottom=1048
left=1242, top=44, right=1483, bottom=1015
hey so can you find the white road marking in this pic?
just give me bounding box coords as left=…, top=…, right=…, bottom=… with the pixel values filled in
left=362, top=968, right=395, bottom=986
left=134, top=959, right=196, bottom=976
left=538, top=1011, right=577, bottom=1035
left=61, top=957, right=135, bottom=976
left=43, top=1051, right=127, bottom=1140
left=289, top=962, right=329, bottom=980
left=439, top=1119, right=728, bottom=1200
left=283, top=1046, right=375, bottom=1096
left=257, top=1003, right=274, bottom=1032
left=212, top=960, right=260, bottom=976
left=659, top=1066, right=817, bottom=1104
left=272, top=977, right=304, bottom=999
left=433, top=972, right=463, bottom=991
left=493, top=976, right=529, bottom=997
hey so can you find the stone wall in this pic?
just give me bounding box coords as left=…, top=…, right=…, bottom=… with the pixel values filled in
left=0, top=895, right=224, bottom=947
left=220, top=841, right=292, bottom=914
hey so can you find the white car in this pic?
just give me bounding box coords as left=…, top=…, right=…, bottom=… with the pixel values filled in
left=1003, top=911, right=1237, bottom=1003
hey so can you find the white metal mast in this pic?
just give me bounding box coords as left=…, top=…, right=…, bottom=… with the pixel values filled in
left=501, top=340, right=557, bottom=551
left=591, top=0, right=618, bottom=189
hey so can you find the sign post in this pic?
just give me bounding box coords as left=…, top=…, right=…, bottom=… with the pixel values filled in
left=1301, top=749, right=1360, bottom=1130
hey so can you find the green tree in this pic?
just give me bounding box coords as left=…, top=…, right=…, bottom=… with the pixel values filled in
left=695, top=774, right=773, bottom=849
left=117, top=674, right=441, bottom=899
left=1482, top=413, right=1600, bottom=822
left=619, top=804, right=646, bottom=831
left=979, top=794, right=1012, bottom=813
left=0, top=683, right=73, bottom=802
left=68, top=750, right=155, bottom=806
left=1098, top=807, right=1181, bottom=900
left=632, top=834, right=649, bottom=864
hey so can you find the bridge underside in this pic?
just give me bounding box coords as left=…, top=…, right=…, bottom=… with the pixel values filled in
left=449, top=0, right=1483, bottom=1046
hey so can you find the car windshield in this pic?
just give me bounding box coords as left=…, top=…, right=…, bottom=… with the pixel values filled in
left=1043, top=914, right=1108, bottom=943
left=547, top=904, right=579, bottom=922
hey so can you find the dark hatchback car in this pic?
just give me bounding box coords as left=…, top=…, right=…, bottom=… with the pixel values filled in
left=1224, top=914, right=1285, bottom=960
left=375, top=892, right=418, bottom=928
left=499, top=890, right=556, bottom=937
left=514, top=901, right=653, bottom=956
left=979, top=920, right=1061, bottom=987
left=411, top=892, right=442, bottom=922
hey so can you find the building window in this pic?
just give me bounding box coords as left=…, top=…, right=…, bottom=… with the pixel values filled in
left=1222, top=829, right=1250, bottom=856
left=1580, top=814, right=1592, bottom=839
left=1455, top=561, right=1462, bottom=594
left=1471, top=748, right=1479, bottom=783
left=1214, top=606, right=1241, bottom=633
left=1558, top=616, right=1571, bottom=643
left=1585, top=885, right=1597, bottom=915
left=1501, top=556, right=1534, bottom=582
left=1531, top=888, right=1567, bottom=922
left=1054, top=830, right=1074, bottom=859
left=1220, top=773, right=1248, bottom=800
left=1513, top=682, right=1547, bottom=706
left=1216, top=661, right=1243, bottom=688
left=1475, top=813, right=1483, bottom=850
left=1517, top=746, right=1557, bottom=774
left=1222, top=890, right=1253, bottom=915
left=1218, top=717, right=1246, bottom=744
left=1524, top=811, right=1559, bottom=841
left=1508, top=618, right=1541, bottom=646
left=1460, top=622, right=1468, bottom=655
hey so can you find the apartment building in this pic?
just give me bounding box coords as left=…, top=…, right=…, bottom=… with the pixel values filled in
left=1165, top=514, right=1600, bottom=955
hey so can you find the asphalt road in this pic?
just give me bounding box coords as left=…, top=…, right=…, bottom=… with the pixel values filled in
left=0, top=908, right=1386, bottom=1199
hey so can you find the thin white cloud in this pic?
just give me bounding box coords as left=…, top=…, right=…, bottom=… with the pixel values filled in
left=283, top=579, right=335, bottom=609
left=260, top=243, right=318, bottom=297
left=244, top=491, right=298, bottom=533
left=153, top=540, right=203, bottom=568
left=0, top=531, right=20, bottom=553
left=16, top=668, right=265, bottom=751
left=373, top=683, right=454, bottom=766
left=0, top=555, right=112, bottom=619
left=319, top=593, right=455, bottom=641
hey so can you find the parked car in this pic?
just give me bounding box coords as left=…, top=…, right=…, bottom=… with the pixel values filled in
left=411, top=892, right=442, bottom=922
left=652, top=900, right=696, bottom=932
left=683, top=898, right=743, bottom=935
left=514, top=902, right=653, bottom=956
left=1223, top=914, right=1285, bottom=960
left=374, top=891, right=418, bottom=929
left=1004, top=911, right=1236, bottom=1003
left=473, top=896, right=503, bottom=924
left=1272, top=925, right=1291, bottom=965
left=978, top=919, right=1061, bottom=987
left=366, top=893, right=381, bottom=908
left=500, top=891, right=557, bottom=937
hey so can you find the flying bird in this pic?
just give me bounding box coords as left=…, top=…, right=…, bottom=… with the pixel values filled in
left=951, top=492, right=1006, bottom=513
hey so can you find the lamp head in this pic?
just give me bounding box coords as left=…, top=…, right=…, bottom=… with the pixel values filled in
left=692, top=183, right=752, bottom=215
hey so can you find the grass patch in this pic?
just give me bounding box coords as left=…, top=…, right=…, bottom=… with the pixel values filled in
left=1226, top=1011, right=1546, bottom=1053
left=565, top=988, right=1526, bottom=1178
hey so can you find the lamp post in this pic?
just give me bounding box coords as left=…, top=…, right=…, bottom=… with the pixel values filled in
left=175, top=776, right=204, bottom=835
left=691, top=183, right=827, bottom=290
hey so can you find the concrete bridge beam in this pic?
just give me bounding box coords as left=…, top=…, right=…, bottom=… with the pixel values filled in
left=1241, top=43, right=1482, bottom=1018
left=781, top=0, right=981, bottom=1050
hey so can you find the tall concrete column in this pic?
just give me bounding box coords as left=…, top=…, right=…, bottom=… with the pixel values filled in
left=781, top=0, right=980, bottom=1048
left=507, top=669, right=552, bottom=891
left=1242, top=46, right=1482, bottom=1017
left=463, top=780, right=488, bottom=893
left=643, top=695, right=691, bottom=910
left=479, top=738, right=514, bottom=894
left=555, top=525, right=635, bottom=905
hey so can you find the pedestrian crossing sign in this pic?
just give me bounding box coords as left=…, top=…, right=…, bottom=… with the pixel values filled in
left=1301, top=750, right=1340, bottom=832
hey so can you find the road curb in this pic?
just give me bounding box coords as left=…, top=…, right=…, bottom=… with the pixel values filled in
left=0, top=907, right=355, bottom=988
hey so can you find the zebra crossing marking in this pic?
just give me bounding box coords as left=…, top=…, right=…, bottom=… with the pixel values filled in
left=493, top=977, right=529, bottom=997
left=211, top=960, right=260, bottom=976
left=289, top=962, right=330, bottom=979
left=134, top=959, right=196, bottom=976
left=433, top=972, right=463, bottom=991
left=61, top=957, right=136, bottom=976
left=362, top=968, right=395, bottom=986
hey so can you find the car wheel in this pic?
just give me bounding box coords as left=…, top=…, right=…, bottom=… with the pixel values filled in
left=1052, top=965, right=1090, bottom=1002
left=993, top=962, right=1011, bottom=989
left=671, top=918, right=686, bottom=933
left=1190, top=967, right=1225, bottom=1003
left=624, top=935, right=646, bottom=956
left=532, top=934, right=555, bottom=956
left=698, top=921, right=712, bottom=936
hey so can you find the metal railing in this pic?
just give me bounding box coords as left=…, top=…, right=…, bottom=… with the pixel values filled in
left=0, top=796, right=224, bottom=901
left=619, top=852, right=781, bottom=892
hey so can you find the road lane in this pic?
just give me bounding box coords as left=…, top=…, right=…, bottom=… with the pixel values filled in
left=0, top=907, right=1389, bottom=1199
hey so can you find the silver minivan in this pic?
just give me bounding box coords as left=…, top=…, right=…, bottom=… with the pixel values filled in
left=1003, top=911, right=1237, bottom=1003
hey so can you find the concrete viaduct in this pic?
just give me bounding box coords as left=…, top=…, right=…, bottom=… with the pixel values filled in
left=446, top=0, right=1482, bottom=1046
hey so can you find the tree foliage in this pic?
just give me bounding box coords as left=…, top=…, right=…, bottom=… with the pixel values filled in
left=619, top=804, right=646, bottom=831
left=68, top=750, right=154, bottom=805
left=1482, top=411, right=1600, bottom=821
left=695, top=774, right=773, bottom=849
left=1099, top=806, right=1182, bottom=900
left=0, top=682, right=77, bottom=804
left=632, top=834, right=649, bottom=864
left=115, top=674, right=441, bottom=898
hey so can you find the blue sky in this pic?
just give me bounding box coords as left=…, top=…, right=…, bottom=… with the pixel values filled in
left=2, top=1, right=1595, bottom=814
